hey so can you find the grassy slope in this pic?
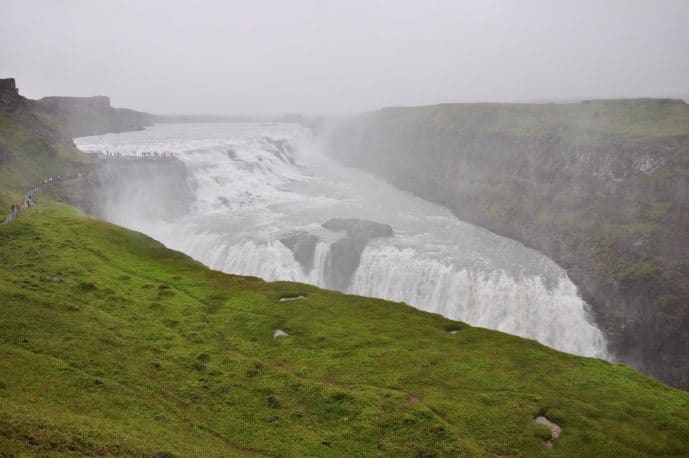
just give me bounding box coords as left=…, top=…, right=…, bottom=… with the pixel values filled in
left=0, top=112, right=91, bottom=209
left=0, top=203, right=689, bottom=456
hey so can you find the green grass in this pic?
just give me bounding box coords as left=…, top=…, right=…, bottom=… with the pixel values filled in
left=0, top=113, right=91, bottom=209
left=1, top=203, right=689, bottom=456
left=377, top=98, right=689, bottom=144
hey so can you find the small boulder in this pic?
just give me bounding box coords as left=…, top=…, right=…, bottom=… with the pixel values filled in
left=279, top=296, right=305, bottom=302
left=273, top=329, right=289, bottom=338
left=534, top=416, right=562, bottom=448
left=52, top=276, right=63, bottom=283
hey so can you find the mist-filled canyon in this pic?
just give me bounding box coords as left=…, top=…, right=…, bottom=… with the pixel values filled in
left=74, top=123, right=609, bottom=358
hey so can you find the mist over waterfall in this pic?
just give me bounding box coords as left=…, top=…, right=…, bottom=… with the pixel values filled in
left=75, top=122, right=608, bottom=359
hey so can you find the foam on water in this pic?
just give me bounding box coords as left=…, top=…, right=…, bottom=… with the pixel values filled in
left=75, top=122, right=609, bottom=359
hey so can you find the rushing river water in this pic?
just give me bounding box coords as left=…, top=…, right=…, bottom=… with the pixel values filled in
left=75, top=122, right=608, bottom=358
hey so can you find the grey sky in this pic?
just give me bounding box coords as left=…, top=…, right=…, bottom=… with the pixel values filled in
left=1, top=0, right=688, bottom=115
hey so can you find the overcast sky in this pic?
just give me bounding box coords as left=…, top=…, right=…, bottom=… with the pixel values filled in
left=1, top=0, right=688, bottom=115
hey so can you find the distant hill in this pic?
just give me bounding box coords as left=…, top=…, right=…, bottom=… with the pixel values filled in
left=30, top=95, right=153, bottom=138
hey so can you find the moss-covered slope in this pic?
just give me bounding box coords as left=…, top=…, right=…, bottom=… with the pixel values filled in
left=1, top=203, right=689, bottom=456
left=0, top=112, right=91, bottom=208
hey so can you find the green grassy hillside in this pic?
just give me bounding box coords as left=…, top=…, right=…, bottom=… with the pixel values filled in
left=1, top=203, right=689, bottom=456
left=380, top=98, right=689, bottom=145
left=0, top=112, right=91, bottom=209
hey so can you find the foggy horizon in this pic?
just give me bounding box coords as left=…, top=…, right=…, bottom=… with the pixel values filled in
left=2, top=0, right=689, bottom=116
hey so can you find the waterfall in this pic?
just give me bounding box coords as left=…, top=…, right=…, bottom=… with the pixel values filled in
left=75, top=122, right=609, bottom=360
left=349, top=245, right=608, bottom=358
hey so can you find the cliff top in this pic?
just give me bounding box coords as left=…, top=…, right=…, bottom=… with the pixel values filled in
left=376, top=98, right=689, bottom=143
left=38, top=95, right=112, bottom=110
left=0, top=78, right=17, bottom=90
left=0, top=77, right=24, bottom=113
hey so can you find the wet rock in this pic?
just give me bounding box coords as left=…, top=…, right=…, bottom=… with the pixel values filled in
left=322, top=218, right=393, bottom=239
left=321, top=218, right=394, bottom=290
left=280, top=231, right=319, bottom=273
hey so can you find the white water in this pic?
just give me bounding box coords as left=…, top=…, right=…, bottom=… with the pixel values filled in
left=75, top=122, right=608, bottom=359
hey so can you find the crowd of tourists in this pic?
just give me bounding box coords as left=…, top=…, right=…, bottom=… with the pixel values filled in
left=102, top=150, right=174, bottom=159
left=3, top=190, right=35, bottom=223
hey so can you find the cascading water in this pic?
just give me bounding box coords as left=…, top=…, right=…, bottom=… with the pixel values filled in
left=75, top=122, right=609, bottom=359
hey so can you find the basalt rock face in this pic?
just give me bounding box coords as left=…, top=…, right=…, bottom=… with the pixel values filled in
left=0, top=78, right=25, bottom=113
left=30, top=96, right=153, bottom=138
left=279, top=219, right=393, bottom=288
left=280, top=231, right=319, bottom=273
left=328, top=100, right=689, bottom=390
left=0, top=78, right=73, bottom=158
left=322, top=218, right=393, bottom=290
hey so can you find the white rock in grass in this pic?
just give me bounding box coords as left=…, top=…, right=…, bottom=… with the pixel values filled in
left=279, top=296, right=305, bottom=302
left=534, top=416, right=562, bottom=448
left=273, top=329, right=289, bottom=338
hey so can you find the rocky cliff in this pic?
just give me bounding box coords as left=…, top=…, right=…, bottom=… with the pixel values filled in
left=0, top=78, right=25, bottom=114
left=328, top=99, right=689, bottom=390
left=30, top=95, right=153, bottom=138
left=0, top=78, right=192, bottom=217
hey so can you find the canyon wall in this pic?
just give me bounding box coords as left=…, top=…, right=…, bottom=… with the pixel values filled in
left=328, top=99, right=689, bottom=389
